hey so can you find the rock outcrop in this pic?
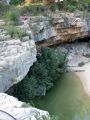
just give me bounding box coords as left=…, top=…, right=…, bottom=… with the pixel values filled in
left=29, top=12, right=90, bottom=47
left=0, top=30, right=36, bottom=92
left=0, top=12, right=90, bottom=91
left=0, top=93, right=50, bottom=120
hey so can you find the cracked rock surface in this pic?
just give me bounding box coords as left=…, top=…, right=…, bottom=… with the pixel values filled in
left=0, top=93, right=50, bottom=120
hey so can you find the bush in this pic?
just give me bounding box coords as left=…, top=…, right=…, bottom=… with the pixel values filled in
left=49, top=3, right=59, bottom=12
left=12, top=47, right=67, bottom=100
left=50, top=115, right=59, bottom=120
left=84, top=53, right=90, bottom=58
left=0, top=2, right=10, bottom=17
left=78, top=62, right=85, bottom=67
left=17, top=76, right=37, bottom=99
left=10, top=0, right=24, bottom=5
left=4, top=7, right=20, bottom=25
left=67, top=4, right=77, bottom=12
left=2, top=25, right=27, bottom=39
left=19, top=4, right=46, bottom=16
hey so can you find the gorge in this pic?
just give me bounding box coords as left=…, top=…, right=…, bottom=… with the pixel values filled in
left=1, top=7, right=90, bottom=119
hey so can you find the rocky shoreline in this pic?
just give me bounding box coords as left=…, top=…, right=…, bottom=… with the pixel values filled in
left=62, top=42, right=90, bottom=96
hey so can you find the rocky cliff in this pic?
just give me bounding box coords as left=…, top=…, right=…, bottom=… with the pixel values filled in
left=0, top=93, right=50, bottom=120
left=0, top=29, right=37, bottom=92
left=0, top=11, right=90, bottom=119
left=0, top=12, right=89, bottom=92
left=29, top=11, right=90, bottom=47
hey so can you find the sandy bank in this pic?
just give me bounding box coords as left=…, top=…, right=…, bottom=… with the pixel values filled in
left=76, top=63, right=90, bottom=96
left=58, top=42, right=90, bottom=96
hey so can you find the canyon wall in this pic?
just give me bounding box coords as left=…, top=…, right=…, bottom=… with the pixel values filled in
left=0, top=11, right=90, bottom=119
left=0, top=29, right=37, bottom=92
left=30, top=11, right=90, bottom=47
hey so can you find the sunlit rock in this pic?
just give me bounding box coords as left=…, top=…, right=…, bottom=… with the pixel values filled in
left=0, top=36, right=36, bottom=92
left=0, top=93, right=50, bottom=120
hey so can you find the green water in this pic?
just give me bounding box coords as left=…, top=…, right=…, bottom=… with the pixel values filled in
left=33, top=73, right=90, bottom=120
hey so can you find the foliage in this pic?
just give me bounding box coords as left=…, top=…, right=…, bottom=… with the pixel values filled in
left=4, top=7, right=20, bottom=25
left=84, top=0, right=90, bottom=4
left=67, top=4, right=77, bottom=12
left=49, top=3, right=59, bottom=12
left=84, top=53, right=90, bottom=58
left=17, top=76, right=37, bottom=99
left=0, top=2, right=10, bottom=17
left=78, top=61, right=85, bottom=67
left=19, top=4, right=46, bottom=16
left=10, top=0, right=24, bottom=5
left=13, top=47, right=67, bottom=100
left=48, top=0, right=90, bottom=12
left=50, top=115, right=59, bottom=120
left=1, top=25, right=27, bottom=39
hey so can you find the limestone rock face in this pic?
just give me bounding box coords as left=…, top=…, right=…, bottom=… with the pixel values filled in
left=0, top=93, right=50, bottom=120
left=0, top=36, right=36, bottom=92
left=29, top=16, right=56, bottom=42
left=29, top=12, right=90, bottom=47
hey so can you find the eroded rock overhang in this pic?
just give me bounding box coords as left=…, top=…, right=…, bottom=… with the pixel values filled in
left=29, top=12, right=90, bottom=47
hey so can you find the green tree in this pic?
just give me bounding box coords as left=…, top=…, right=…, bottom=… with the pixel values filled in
left=12, top=47, right=67, bottom=100
left=10, top=0, right=24, bottom=5
left=15, top=76, right=37, bottom=100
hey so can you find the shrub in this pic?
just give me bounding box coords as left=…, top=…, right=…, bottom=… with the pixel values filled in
left=50, top=115, right=59, bottom=120
left=10, top=0, right=24, bottom=5
left=49, top=3, right=59, bottom=12
left=2, top=25, right=27, bottom=39
left=67, top=4, right=77, bottom=12
left=4, top=7, right=20, bottom=25
left=19, top=4, right=46, bottom=16
left=18, top=76, right=37, bottom=99
left=84, top=53, right=90, bottom=58
left=0, top=2, right=10, bottom=17
left=78, top=62, right=85, bottom=67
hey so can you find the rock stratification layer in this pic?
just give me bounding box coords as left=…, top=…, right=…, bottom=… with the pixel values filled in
left=0, top=35, right=36, bottom=92
left=29, top=12, right=90, bottom=47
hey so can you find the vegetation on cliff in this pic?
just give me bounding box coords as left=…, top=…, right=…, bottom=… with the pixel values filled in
left=1, top=0, right=90, bottom=18
left=12, top=47, right=67, bottom=100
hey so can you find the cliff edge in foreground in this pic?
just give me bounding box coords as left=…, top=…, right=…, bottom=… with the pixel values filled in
left=0, top=93, right=50, bottom=120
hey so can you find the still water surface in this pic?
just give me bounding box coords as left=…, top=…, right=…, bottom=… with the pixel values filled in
left=33, top=73, right=90, bottom=120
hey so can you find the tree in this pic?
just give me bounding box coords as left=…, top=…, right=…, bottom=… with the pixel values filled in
left=13, top=47, right=67, bottom=100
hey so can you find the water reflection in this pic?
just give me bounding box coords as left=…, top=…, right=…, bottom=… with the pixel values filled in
left=33, top=73, right=90, bottom=120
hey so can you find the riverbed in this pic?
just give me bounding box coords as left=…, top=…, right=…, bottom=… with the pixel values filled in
left=33, top=73, right=90, bottom=120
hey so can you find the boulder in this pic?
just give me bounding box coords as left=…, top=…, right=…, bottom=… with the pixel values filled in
left=0, top=93, right=50, bottom=120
